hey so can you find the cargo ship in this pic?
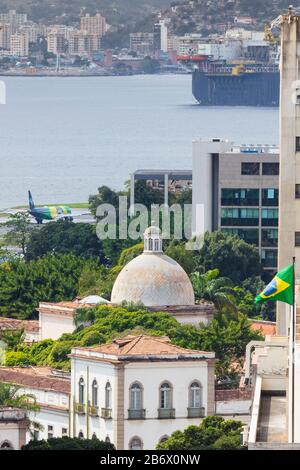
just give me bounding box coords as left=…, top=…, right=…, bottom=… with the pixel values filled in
left=191, top=61, right=280, bottom=107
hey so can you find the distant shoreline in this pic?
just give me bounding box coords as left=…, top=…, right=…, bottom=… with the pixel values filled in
left=0, top=71, right=190, bottom=78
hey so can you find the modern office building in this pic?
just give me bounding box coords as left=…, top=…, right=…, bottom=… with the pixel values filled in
left=153, top=20, right=168, bottom=53
left=192, top=140, right=279, bottom=273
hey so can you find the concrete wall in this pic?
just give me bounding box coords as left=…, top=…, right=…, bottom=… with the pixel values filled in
left=40, top=312, right=75, bottom=340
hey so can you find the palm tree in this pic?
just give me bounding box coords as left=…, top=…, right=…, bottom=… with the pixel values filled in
left=0, top=382, right=43, bottom=435
left=190, top=269, right=238, bottom=315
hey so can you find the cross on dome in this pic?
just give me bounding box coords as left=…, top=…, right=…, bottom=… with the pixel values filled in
left=144, top=224, right=163, bottom=253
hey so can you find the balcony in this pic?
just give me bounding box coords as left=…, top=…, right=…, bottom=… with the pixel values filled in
left=158, top=408, right=175, bottom=419
left=187, top=407, right=205, bottom=418
left=88, top=405, right=99, bottom=417
left=128, top=409, right=146, bottom=420
left=74, top=403, right=85, bottom=415
left=101, top=408, right=112, bottom=420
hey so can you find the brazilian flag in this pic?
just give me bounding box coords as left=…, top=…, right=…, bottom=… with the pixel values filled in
left=255, top=264, right=294, bottom=305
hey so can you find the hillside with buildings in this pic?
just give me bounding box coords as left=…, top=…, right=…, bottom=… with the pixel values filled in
left=156, top=0, right=300, bottom=36
left=0, top=0, right=178, bottom=26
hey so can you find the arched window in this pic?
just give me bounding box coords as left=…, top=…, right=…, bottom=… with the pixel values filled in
left=130, top=382, right=142, bottom=410
left=78, top=431, right=84, bottom=439
left=189, top=381, right=202, bottom=408
left=79, top=377, right=85, bottom=404
left=159, top=435, right=169, bottom=444
left=129, top=436, right=143, bottom=450
left=105, top=436, right=111, bottom=443
left=149, top=238, right=153, bottom=251
left=92, top=379, right=98, bottom=407
left=105, top=382, right=112, bottom=408
left=92, top=432, right=97, bottom=440
left=160, top=382, right=172, bottom=409
left=0, top=440, right=13, bottom=450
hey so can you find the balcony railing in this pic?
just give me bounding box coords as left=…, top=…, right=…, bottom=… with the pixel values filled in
left=101, top=407, right=112, bottom=420
left=88, top=405, right=99, bottom=417
left=158, top=408, right=175, bottom=419
left=74, top=403, right=85, bottom=415
left=128, top=409, right=146, bottom=420
left=187, top=407, right=205, bottom=418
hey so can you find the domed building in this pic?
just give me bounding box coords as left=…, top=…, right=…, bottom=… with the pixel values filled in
left=111, top=226, right=195, bottom=307
left=111, top=226, right=214, bottom=325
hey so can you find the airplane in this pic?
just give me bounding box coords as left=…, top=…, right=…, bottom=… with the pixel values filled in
left=28, top=191, right=73, bottom=224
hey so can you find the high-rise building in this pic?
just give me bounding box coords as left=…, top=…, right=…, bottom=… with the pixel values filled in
left=130, top=32, right=154, bottom=55
left=192, top=139, right=279, bottom=273
left=80, top=13, right=106, bottom=37
left=0, top=23, right=11, bottom=50
left=69, top=31, right=101, bottom=56
left=153, top=20, right=168, bottom=53
left=10, top=32, right=29, bottom=56
left=0, top=10, right=27, bottom=33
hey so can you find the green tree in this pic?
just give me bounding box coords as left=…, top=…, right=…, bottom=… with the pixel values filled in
left=26, top=221, right=105, bottom=263
left=156, top=416, right=244, bottom=450
left=0, top=382, right=42, bottom=435
left=196, top=232, right=262, bottom=283
left=190, top=269, right=237, bottom=315
left=22, top=436, right=115, bottom=450
left=0, top=254, right=101, bottom=319
left=4, top=212, right=32, bottom=257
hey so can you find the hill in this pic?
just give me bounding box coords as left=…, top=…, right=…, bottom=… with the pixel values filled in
left=0, top=0, right=180, bottom=26
left=163, top=0, right=300, bottom=36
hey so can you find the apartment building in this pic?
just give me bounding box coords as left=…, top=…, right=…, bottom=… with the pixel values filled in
left=80, top=13, right=106, bottom=37
left=10, top=32, right=29, bottom=56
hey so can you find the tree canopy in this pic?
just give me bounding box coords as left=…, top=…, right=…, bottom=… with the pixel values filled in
left=22, top=436, right=115, bottom=450
left=156, top=416, right=244, bottom=450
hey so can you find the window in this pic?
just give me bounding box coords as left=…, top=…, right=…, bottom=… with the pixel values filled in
left=160, top=382, right=172, bottom=409
left=262, top=188, right=278, bottom=206
left=78, top=431, right=84, bottom=439
left=62, top=428, right=68, bottom=437
left=221, top=188, right=259, bottom=206
left=92, top=433, right=97, bottom=439
left=261, top=249, right=278, bottom=268
left=222, top=228, right=259, bottom=246
left=296, top=136, right=300, bottom=152
left=261, top=208, right=278, bottom=227
left=159, top=435, right=169, bottom=444
left=47, top=425, right=53, bottom=439
left=92, top=379, right=98, bottom=407
left=295, top=232, right=300, bottom=246
left=130, top=383, right=142, bottom=410
left=241, top=162, right=260, bottom=175
left=221, top=208, right=259, bottom=226
left=105, top=382, right=112, bottom=408
left=296, top=185, right=300, bottom=198
left=261, top=229, right=278, bottom=247
left=105, top=436, right=111, bottom=444
left=189, top=382, right=202, bottom=408
left=33, top=429, right=39, bottom=441
left=0, top=441, right=13, bottom=450
left=79, top=377, right=85, bottom=404
left=129, top=436, right=143, bottom=450
left=262, top=162, right=279, bottom=175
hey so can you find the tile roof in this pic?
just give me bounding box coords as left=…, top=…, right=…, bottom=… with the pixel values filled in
left=0, top=367, right=70, bottom=394
left=0, top=317, right=39, bottom=333
left=76, top=335, right=215, bottom=359
left=250, top=320, right=276, bottom=337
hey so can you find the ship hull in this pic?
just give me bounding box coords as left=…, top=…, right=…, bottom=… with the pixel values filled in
left=192, top=70, right=280, bottom=106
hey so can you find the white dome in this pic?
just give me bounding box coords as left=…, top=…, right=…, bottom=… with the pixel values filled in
left=111, top=252, right=195, bottom=307
left=79, top=295, right=110, bottom=305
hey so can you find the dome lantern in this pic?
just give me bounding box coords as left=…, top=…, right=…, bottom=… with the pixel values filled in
left=144, top=224, right=163, bottom=253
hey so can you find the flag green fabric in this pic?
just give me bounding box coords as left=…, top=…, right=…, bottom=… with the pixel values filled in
left=255, top=264, right=294, bottom=305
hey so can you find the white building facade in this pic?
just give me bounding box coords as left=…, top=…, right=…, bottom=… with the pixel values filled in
left=69, top=335, right=215, bottom=450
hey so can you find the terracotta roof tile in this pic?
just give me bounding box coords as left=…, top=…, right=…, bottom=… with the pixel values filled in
left=0, top=367, right=70, bottom=394
left=250, top=320, right=276, bottom=336
left=0, top=318, right=39, bottom=333
left=81, top=335, right=214, bottom=358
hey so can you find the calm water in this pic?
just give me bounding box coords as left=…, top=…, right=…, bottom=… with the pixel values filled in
left=0, top=74, right=279, bottom=209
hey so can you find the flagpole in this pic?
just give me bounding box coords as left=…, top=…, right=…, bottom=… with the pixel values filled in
left=292, top=256, right=296, bottom=443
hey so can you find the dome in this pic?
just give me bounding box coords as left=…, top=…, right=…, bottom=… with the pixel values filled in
left=79, top=295, right=110, bottom=305
left=111, top=226, right=195, bottom=307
